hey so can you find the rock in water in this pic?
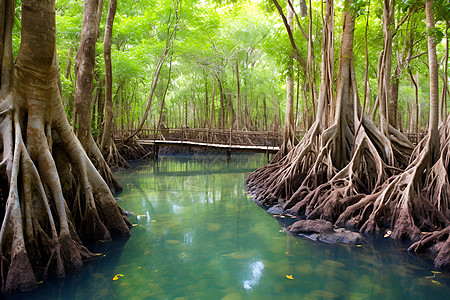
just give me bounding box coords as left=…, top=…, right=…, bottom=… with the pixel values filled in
left=267, top=204, right=285, bottom=215
left=288, top=219, right=362, bottom=245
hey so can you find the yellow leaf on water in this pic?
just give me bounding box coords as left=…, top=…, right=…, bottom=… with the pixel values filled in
left=431, top=280, right=442, bottom=285
left=425, top=275, right=435, bottom=279
left=137, top=267, right=142, bottom=269
left=113, top=274, right=124, bottom=281
left=138, top=215, right=146, bottom=218
left=37, top=281, right=43, bottom=284
left=431, top=271, right=442, bottom=274
left=286, top=275, right=294, bottom=280
left=151, top=220, right=157, bottom=223
left=357, top=245, right=362, bottom=247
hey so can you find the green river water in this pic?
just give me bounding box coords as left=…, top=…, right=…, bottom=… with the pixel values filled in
left=13, top=154, right=450, bottom=299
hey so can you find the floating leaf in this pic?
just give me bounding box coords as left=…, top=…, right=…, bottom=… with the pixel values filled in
left=137, top=267, right=142, bottom=269
left=357, top=245, right=362, bottom=247
left=286, top=275, right=294, bottom=280
left=384, top=230, right=392, bottom=238
left=431, top=271, right=441, bottom=274
left=37, top=281, right=43, bottom=284
left=431, top=280, right=442, bottom=285
left=151, top=220, right=157, bottom=223
left=113, top=274, right=124, bottom=281
left=426, top=275, right=435, bottom=279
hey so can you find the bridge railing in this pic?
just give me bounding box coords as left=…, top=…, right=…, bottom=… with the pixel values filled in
left=114, top=128, right=283, bottom=147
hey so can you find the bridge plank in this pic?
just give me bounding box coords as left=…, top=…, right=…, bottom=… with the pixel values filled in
left=135, top=139, right=279, bottom=153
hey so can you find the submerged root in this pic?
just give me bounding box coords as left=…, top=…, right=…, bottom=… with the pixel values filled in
left=409, top=225, right=450, bottom=270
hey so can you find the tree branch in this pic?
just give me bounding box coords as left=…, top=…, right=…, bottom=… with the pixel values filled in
left=271, top=0, right=306, bottom=67
left=287, top=0, right=308, bottom=41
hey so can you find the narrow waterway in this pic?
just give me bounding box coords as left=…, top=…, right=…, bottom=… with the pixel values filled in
left=15, top=154, right=450, bottom=299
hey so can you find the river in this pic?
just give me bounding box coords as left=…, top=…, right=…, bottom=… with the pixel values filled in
left=13, top=153, right=450, bottom=299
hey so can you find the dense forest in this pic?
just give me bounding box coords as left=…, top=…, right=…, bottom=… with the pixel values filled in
left=53, top=0, right=449, bottom=136
left=0, top=0, right=449, bottom=294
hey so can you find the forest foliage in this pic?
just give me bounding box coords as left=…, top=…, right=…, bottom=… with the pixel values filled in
left=47, top=0, right=449, bottom=137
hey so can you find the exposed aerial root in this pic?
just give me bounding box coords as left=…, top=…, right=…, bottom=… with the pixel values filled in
left=83, top=137, right=123, bottom=194
left=336, top=137, right=447, bottom=241
left=0, top=73, right=130, bottom=294
left=425, top=117, right=450, bottom=219
left=118, top=140, right=154, bottom=161
left=409, top=225, right=450, bottom=270
left=246, top=120, right=325, bottom=205
left=104, top=142, right=130, bottom=170
left=283, top=113, right=399, bottom=223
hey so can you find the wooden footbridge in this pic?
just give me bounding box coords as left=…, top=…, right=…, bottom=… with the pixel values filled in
left=114, top=127, right=426, bottom=157
left=115, top=128, right=285, bottom=157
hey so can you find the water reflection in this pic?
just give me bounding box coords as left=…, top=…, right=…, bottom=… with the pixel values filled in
left=243, top=260, right=264, bottom=290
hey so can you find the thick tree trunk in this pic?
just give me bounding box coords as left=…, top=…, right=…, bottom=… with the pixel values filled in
left=377, top=0, right=395, bottom=133
left=99, top=0, right=128, bottom=169
left=440, top=23, right=449, bottom=121
left=0, top=0, right=130, bottom=293
left=425, top=0, right=440, bottom=160
left=73, top=0, right=122, bottom=192
left=279, top=0, right=296, bottom=158
left=74, top=0, right=100, bottom=148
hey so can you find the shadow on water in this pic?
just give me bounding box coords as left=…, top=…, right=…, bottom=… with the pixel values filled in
left=10, top=153, right=450, bottom=299
left=7, top=236, right=129, bottom=300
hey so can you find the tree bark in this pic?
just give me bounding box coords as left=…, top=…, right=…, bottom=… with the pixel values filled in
left=280, top=0, right=296, bottom=157
left=425, top=0, right=440, bottom=159
left=377, top=0, right=395, bottom=134
left=99, top=0, right=128, bottom=169
left=73, top=0, right=122, bottom=192
left=0, top=0, right=130, bottom=293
